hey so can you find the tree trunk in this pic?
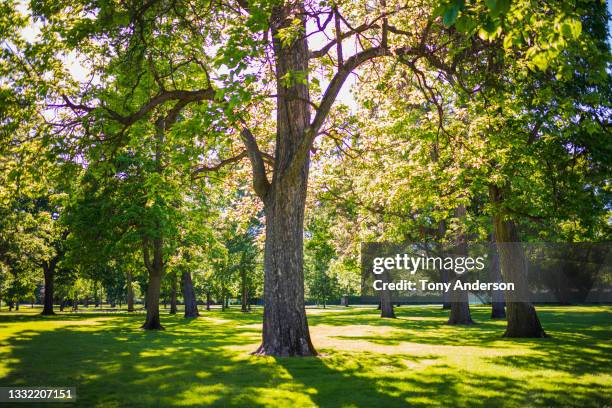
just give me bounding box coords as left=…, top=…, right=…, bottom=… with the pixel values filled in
left=181, top=271, right=199, bottom=318
left=380, top=270, right=396, bottom=318
left=59, top=300, right=65, bottom=312
left=251, top=3, right=318, bottom=357
left=448, top=204, right=474, bottom=325
left=447, top=279, right=473, bottom=325
left=489, top=241, right=506, bottom=319
left=241, top=270, right=248, bottom=312
left=440, top=268, right=451, bottom=309
left=169, top=272, right=178, bottom=315
left=127, top=271, right=135, bottom=312
left=41, top=264, right=55, bottom=315
left=141, top=238, right=164, bottom=330
left=490, top=185, right=545, bottom=337
left=206, top=290, right=211, bottom=311
left=255, top=193, right=317, bottom=355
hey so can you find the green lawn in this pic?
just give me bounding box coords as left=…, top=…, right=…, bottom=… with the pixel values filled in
left=0, top=305, right=610, bottom=407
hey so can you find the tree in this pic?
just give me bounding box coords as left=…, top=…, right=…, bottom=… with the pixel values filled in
left=305, top=211, right=341, bottom=308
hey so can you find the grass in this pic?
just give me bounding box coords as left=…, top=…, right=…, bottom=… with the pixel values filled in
left=0, top=305, right=610, bottom=407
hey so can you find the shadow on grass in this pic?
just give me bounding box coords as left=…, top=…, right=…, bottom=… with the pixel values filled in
left=0, top=306, right=609, bottom=407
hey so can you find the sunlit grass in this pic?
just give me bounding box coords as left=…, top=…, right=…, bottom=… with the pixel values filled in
left=0, top=305, right=610, bottom=407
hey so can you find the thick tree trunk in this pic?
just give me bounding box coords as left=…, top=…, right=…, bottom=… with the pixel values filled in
left=447, top=279, right=473, bottom=324
left=41, top=264, right=55, bottom=315
left=448, top=205, right=474, bottom=325
left=489, top=241, right=506, bottom=319
left=253, top=4, right=316, bottom=357
left=181, top=271, right=199, bottom=318
left=142, top=273, right=163, bottom=329
left=490, top=185, right=545, bottom=337
left=169, top=273, right=177, bottom=315
left=141, top=238, right=164, bottom=330
left=127, top=271, right=135, bottom=312
left=255, top=195, right=317, bottom=356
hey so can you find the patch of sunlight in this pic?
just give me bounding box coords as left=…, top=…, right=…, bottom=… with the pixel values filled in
left=133, top=364, right=174, bottom=373
left=402, top=358, right=439, bottom=369
left=231, top=386, right=316, bottom=407
left=174, top=384, right=226, bottom=406
left=236, top=323, right=261, bottom=329
left=199, top=316, right=233, bottom=324
left=195, top=371, right=212, bottom=379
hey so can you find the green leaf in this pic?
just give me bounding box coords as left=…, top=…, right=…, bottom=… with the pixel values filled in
left=443, top=5, right=460, bottom=27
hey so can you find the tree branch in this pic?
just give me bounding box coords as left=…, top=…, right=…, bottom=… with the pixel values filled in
left=238, top=123, right=271, bottom=199
left=191, top=151, right=248, bottom=178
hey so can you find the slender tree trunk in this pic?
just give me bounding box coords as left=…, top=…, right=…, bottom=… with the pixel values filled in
left=141, top=238, right=164, bottom=330
left=169, top=272, right=178, bottom=315
left=490, top=185, right=545, bottom=337
left=127, top=271, right=135, bottom=312
left=59, top=300, right=64, bottom=312
left=41, top=263, right=55, bottom=315
left=448, top=205, right=474, bottom=325
left=489, top=240, right=506, bottom=319
left=440, top=268, right=451, bottom=309
left=206, top=290, right=211, bottom=311
left=436, top=174, right=450, bottom=310
left=241, top=270, right=248, bottom=312
left=181, top=271, right=199, bottom=318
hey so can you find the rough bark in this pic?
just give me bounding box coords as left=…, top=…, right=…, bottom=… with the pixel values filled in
left=448, top=205, right=474, bottom=325
left=490, top=185, right=546, bottom=337
left=181, top=271, right=199, bottom=318
left=141, top=237, right=164, bottom=330
left=169, top=272, right=178, bottom=315
left=41, top=263, right=55, bottom=315
left=252, top=4, right=316, bottom=357
left=489, top=241, right=506, bottom=319
left=127, top=271, right=135, bottom=312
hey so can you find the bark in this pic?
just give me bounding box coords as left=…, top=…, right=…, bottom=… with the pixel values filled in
left=181, top=271, right=199, bottom=318
left=490, top=185, right=546, bottom=337
left=41, top=263, right=55, bottom=315
left=206, top=290, right=211, bottom=311
left=241, top=270, right=248, bottom=312
left=127, top=272, right=135, bottom=312
left=448, top=205, right=474, bottom=325
left=440, top=268, right=451, bottom=309
left=380, top=270, right=396, bottom=318
left=141, top=237, right=164, bottom=330
left=252, top=5, right=316, bottom=357
left=59, top=300, right=65, bottom=312
left=169, top=272, right=178, bottom=315
left=489, top=241, right=506, bottom=319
